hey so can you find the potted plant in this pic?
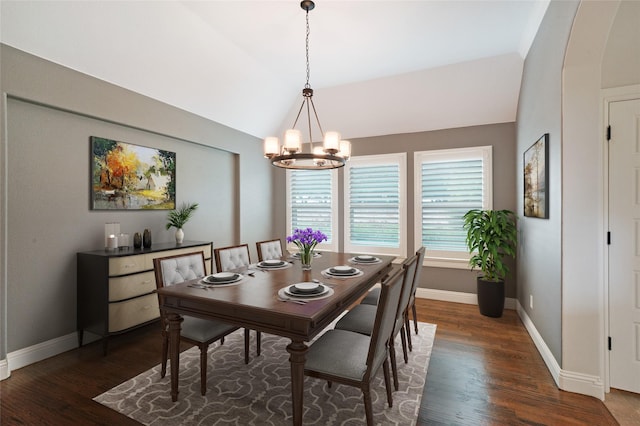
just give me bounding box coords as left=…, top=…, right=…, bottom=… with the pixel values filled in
left=463, top=209, right=517, bottom=317
left=166, top=202, right=198, bottom=244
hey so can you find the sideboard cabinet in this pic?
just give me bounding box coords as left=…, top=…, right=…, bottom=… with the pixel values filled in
left=77, top=241, right=212, bottom=354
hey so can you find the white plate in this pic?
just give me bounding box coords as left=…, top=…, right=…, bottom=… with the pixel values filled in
left=263, top=259, right=283, bottom=266
left=292, top=282, right=322, bottom=293
left=203, top=273, right=242, bottom=284
left=212, top=272, right=236, bottom=279
left=285, top=284, right=328, bottom=297
left=355, top=255, right=376, bottom=261
left=332, top=265, right=355, bottom=272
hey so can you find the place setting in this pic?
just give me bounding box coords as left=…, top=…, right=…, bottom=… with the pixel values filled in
left=321, top=265, right=364, bottom=279
left=277, top=281, right=334, bottom=303
left=349, top=254, right=383, bottom=265
left=192, top=272, right=245, bottom=288
left=253, top=259, right=293, bottom=270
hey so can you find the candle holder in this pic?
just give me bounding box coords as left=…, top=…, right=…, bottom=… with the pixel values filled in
left=104, top=222, right=120, bottom=249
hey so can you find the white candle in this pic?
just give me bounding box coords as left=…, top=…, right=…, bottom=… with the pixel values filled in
left=107, top=235, right=118, bottom=250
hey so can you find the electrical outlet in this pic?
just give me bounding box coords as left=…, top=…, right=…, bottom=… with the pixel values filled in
left=529, top=294, right=533, bottom=309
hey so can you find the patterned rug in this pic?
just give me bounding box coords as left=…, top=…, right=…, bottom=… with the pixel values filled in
left=94, top=322, right=436, bottom=425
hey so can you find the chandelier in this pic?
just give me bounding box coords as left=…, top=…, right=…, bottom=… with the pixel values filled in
left=263, top=0, right=351, bottom=170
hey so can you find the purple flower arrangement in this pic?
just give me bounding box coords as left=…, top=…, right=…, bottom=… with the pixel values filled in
left=287, top=228, right=327, bottom=268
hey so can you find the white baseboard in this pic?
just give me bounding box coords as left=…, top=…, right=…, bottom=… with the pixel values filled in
left=415, top=287, right=517, bottom=310
left=417, top=289, right=604, bottom=401
left=516, top=301, right=604, bottom=401
left=6, top=331, right=79, bottom=372
left=0, top=358, right=9, bottom=381
left=516, top=301, right=561, bottom=386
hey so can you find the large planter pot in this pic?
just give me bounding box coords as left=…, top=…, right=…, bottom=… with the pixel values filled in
left=477, top=277, right=505, bottom=318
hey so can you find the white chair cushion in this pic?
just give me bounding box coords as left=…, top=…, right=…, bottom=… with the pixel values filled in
left=160, top=254, right=205, bottom=286
left=259, top=241, right=282, bottom=261
left=218, top=246, right=250, bottom=271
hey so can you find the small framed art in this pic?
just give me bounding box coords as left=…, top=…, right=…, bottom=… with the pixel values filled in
left=523, top=133, right=548, bottom=218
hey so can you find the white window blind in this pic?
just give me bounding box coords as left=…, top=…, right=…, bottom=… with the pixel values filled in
left=344, top=153, right=406, bottom=256
left=414, top=146, right=492, bottom=268
left=286, top=169, right=338, bottom=251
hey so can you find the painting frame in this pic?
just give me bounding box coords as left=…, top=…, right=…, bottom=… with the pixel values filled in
left=523, top=133, right=549, bottom=219
left=90, top=136, right=176, bottom=210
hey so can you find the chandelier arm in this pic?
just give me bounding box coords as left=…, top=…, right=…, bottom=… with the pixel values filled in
left=308, top=97, right=325, bottom=138
left=291, top=98, right=307, bottom=129
left=306, top=97, right=313, bottom=144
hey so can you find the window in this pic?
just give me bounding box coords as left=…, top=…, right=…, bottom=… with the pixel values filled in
left=344, top=153, right=406, bottom=257
left=414, top=146, right=492, bottom=268
left=286, top=169, right=338, bottom=251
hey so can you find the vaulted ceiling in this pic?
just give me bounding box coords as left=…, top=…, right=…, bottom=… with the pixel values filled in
left=1, top=1, right=549, bottom=140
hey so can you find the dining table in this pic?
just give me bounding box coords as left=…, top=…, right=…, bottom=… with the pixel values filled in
left=156, top=251, right=395, bottom=426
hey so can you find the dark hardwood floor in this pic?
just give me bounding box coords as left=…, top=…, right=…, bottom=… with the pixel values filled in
left=1, top=299, right=618, bottom=425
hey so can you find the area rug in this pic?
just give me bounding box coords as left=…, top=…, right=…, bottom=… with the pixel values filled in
left=94, top=322, right=436, bottom=425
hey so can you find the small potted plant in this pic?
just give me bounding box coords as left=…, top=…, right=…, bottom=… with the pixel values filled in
left=463, top=209, right=517, bottom=317
left=166, top=202, right=198, bottom=244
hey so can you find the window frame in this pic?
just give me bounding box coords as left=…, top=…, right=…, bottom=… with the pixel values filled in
left=343, top=153, right=407, bottom=257
left=414, top=146, right=493, bottom=269
left=285, top=168, right=339, bottom=252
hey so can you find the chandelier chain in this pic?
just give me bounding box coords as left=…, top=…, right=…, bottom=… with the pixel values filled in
left=305, top=8, right=311, bottom=89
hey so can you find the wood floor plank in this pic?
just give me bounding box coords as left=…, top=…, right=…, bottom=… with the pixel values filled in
left=1, top=299, right=621, bottom=425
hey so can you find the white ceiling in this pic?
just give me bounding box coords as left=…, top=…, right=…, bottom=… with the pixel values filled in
left=0, top=0, right=549, bottom=140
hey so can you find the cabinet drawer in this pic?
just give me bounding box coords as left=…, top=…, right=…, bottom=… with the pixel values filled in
left=109, top=271, right=156, bottom=301
left=108, top=294, right=159, bottom=333
left=109, top=255, right=146, bottom=276
left=144, top=244, right=212, bottom=270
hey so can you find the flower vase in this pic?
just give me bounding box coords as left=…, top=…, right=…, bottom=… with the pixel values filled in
left=175, top=228, right=184, bottom=244
left=300, top=251, right=312, bottom=271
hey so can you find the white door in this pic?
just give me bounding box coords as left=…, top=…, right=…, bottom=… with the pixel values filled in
left=609, top=97, right=640, bottom=393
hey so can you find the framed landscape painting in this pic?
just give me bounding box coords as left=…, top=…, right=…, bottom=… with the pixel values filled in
left=90, top=136, right=176, bottom=210
left=523, top=133, right=548, bottom=218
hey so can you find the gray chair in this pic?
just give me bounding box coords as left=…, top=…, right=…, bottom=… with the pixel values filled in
left=304, top=267, right=405, bottom=426
left=404, top=247, right=426, bottom=351
left=256, top=238, right=283, bottom=262
left=153, top=251, right=246, bottom=396
left=214, top=243, right=252, bottom=272
left=214, top=243, right=260, bottom=357
left=334, top=253, right=419, bottom=390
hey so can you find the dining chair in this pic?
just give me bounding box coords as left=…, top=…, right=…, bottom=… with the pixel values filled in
left=333, top=253, right=419, bottom=391
left=153, top=251, right=247, bottom=396
left=360, top=247, right=425, bottom=321
left=405, top=247, right=426, bottom=351
left=213, top=243, right=261, bottom=357
left=303, top=267, right=405, bottom=425
left=256, top=238, right=283, bottom=262
left=214, top=243, right=252, bottom=272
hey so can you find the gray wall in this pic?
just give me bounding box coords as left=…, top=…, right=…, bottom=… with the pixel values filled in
left=516, top=1, right=579, bottom=365
left=274, top=122, right=517, bottom=297
left=0, top=45, right=273, bottom=354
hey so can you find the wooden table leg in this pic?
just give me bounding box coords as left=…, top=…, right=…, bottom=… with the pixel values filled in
left=166, top=313, right=183, bottom=402
left=286, top=339, right=308, bottom=426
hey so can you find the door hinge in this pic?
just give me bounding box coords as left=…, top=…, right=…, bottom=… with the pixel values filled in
left=607, top=232, right=611, bottom=245
left=608, top=336, right=612, bottom=351
left=607, top=125, right=611, bottom=141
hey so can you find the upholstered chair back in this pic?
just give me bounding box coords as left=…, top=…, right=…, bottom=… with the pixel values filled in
left=214, top=244, right=251, bottom=272
left=256, top=239, right=283, bottom=262
left=366, top=267, right=405, bottom=378
left=158, top=253, right=206, bottom=286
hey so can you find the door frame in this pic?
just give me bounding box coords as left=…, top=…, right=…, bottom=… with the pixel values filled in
left=602, top=84, right=640, bottom=393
